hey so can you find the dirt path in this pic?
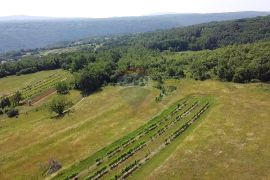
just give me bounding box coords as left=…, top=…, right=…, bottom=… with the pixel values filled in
left=64, top=97, right=85, bottom=113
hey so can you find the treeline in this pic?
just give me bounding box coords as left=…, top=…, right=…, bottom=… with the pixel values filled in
left=163, top=41, right=270, bottom=82
left=2, top=41, right=269, bottom=96
left=0, top=55, right=63, bottom=78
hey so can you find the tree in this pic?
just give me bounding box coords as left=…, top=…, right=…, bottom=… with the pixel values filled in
left=49, top=96, right=73, bottom=116
left=71, top=55, right=88, bottom=72
left=11, top=91, right=23, bottom=106
left=0, top=96, right=11, bottom=108
left=56, top=81, right=70, bottom=94
left=75, top=61, right=112, bottom=94
left=167, top=67, right=185, bottom=79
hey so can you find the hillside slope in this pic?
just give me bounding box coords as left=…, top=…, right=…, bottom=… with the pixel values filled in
left=107, top=15, right=270, bottom=51
left=0, top=73, right=269, bottom=179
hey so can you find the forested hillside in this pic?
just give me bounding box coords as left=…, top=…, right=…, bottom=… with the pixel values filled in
left=0, top=11, right=269, bottom=52
left=0, top=15, right=269, bottom=92
left=103, top=15, right=270, bottom=51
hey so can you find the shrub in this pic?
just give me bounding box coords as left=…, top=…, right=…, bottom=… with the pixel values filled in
left=250, top=79, right=261, bottom=83
left=49, top=96, right=73, bottom=116
left=11, top=91, right=23, bottom=106
left=0, top=109, right=3, bottom=115
left=155, top=94, right=163, bottom=102
left=46, top=160, right=62, bottom=175
left=7, top=108, right=19, bottom=118
left=154, top=83, right=164, bottom=90
left=167, top=85, right=177, bottom=92
left=56, top=81, right=70, bottom=94
left=4, top=108, right=9, bottom=113
left=134, top=80, right=139, bottom=86
left=161, top=88, right=166, bottom=95
left=139, top=82, right=145, bottom=86
left=0, top=96, right=11, bottom=108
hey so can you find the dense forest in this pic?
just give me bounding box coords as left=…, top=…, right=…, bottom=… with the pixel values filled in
left=0, top=15, right=270, bottom=94
left=102, top=15, right=270, bottom=51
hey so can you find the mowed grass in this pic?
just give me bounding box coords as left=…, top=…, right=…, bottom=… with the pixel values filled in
left=0, top=73, right=269, bottom=180
left=0, top=69, right=68, bottom=96
left=0, top=81, right=175, bottom=179
left=132, top=79, right=270, bottom=180
left=52, top=95, right=211, bottom=179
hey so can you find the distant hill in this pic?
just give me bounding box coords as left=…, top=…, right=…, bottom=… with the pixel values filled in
left=0, top=11, right=269, bottom=53
left=0, top=15, right=58, bottom=22
left=128, top=15, right=270, bottom=51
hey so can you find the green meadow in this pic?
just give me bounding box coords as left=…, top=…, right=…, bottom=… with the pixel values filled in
left=0, top=71, right=269, bottom=180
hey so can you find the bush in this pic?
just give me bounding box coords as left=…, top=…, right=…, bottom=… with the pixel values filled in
left=4, top=108, right=9, bottom=113
left=0, top=96, right=11, bottom=108
left=117, top=73, right=144, bottom=86
left=46, top=160, right=62, bottom=175
left=7, top=108, right=19, bottom=118
left=56, top=81, right=70, bottom=94
left=11, top=91, right=23, bottom=106
left=250, top=79, right=261, bottom=83
left=155, top=93, right=163, bottom=102
left=0, top=109, right=3, bottom=115
left=154, top=83, right=164, bottom=90
left=139, top=82, right=145, bottom=86
left=167, top=85, right=177, bottom=93
left=49, top=96, right=73, bottom=116
left=134, top=80, right=139, bottom=86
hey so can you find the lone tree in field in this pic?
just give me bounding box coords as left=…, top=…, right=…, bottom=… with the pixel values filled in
left=49, top=96, right=73, bottom=116
left=56, top=81, right=70, bottom=95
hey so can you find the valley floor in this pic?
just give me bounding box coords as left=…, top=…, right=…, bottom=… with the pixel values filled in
left=0, top=74, right=269, bottom=179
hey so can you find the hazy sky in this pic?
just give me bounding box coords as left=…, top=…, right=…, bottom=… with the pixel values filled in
left=1, top=0, right=270, bottom=18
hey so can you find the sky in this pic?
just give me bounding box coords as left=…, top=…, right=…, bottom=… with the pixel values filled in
left=0, top=0, right=270, bottom=18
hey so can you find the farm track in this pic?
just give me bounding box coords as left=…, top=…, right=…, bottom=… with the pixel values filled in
left=51, top=95, right=212, bottom=180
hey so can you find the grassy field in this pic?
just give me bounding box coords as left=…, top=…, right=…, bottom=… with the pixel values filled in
left=132, top=80, right=270, bottom=180
left=52, top=95, right=213, bottom=179
left=0, top=71, right=269, bottom=180
left=0, top=72, right=171, bottom=179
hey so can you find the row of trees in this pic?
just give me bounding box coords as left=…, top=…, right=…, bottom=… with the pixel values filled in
left=0, top=55, right=62, bottom=78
